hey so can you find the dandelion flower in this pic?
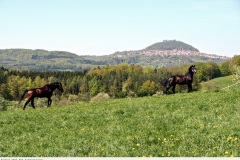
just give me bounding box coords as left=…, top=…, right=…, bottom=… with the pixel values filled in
left=225, top=151, right=229, bottom=155
left=227, top=136, right=232, bottom=141
left=168, top=152, right=171, bottom=157
left=136, top=143, right=141, bottom=147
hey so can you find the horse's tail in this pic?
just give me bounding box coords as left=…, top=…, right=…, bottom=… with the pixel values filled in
left=18, top=89, right=28, bottom=104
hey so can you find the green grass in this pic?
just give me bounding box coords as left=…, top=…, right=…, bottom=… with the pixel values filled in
left=1, top=87, right=240, bottom=157
left=201, top=75, right=235, bottom=91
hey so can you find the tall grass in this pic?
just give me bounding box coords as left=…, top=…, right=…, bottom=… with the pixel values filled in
left=0, top=87, right=240, bottom=157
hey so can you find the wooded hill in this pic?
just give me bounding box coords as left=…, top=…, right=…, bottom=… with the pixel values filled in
left=0, top=49, right=104, bottom=71
left=0, top=40, right=230, bottom=71
left=145, top=40, right=199, bottom=51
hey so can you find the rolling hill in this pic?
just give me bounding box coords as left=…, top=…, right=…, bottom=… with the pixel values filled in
left=0, top=40, right=230, bottom=71
left=0, top=49, right=105, bottom=71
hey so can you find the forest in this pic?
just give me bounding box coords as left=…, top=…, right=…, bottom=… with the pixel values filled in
left=0, top=55, right=239, bottom=104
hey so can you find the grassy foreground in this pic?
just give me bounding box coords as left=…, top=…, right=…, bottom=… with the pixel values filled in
left=1, top=87, right=240, bottom=157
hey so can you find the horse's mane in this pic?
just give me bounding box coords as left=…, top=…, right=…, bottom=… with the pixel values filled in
left=49, top=82, right=61, bottom=85
left=44, top=82, right=61, bottom=87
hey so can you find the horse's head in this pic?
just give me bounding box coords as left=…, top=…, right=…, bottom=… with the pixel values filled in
left=57, top=82, right=64, bottom=92
left=189, top=65, right=197, bottom=74
left=50, top=82, right=64, bottom=92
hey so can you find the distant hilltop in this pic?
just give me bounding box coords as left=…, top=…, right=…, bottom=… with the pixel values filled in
left=112, top=40, right=229, bottom=60
left=145, top=40, right=199, bottom=52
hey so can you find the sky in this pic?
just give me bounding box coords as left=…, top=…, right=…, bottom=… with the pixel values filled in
left=0, top=0, right=240, bottom=57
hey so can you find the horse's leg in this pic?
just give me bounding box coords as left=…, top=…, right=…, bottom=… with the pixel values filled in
left=31, top=98, right=35, bottom=109
left=167, top=87, right=172, bottom=94
left=188, top=83, right=192, bottom=92
left=23, top=99, right=31, bottom=110
left=47, top=97, right=52, bottom=107
left=163, top=87, right=167, bottom=94
left=164, top=84, right=171, bottom=94
left=172, top=85, right=176, bottom=93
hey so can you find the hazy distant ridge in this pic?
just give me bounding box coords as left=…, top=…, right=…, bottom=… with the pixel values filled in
left=0, top=40, right=230, bottom=71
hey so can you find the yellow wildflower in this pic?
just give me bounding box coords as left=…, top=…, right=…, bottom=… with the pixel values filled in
left=227, top=136, right=232, bottom=141
left=168, top=152, right=171, bottom=157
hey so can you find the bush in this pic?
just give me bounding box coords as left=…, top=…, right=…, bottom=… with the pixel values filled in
left=127, top=91, right=136, bottom=98
left=0, top=97, right=7, bottom=111
left=90, top=93, right=110, bottom=102
left=68, top=94, right=79, bottom=102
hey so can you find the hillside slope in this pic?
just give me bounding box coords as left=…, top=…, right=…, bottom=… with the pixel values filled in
left=200, top=75, right=236, bottom=91
left=1, top=87, right=240, bottom=157
left=0, top=49, right=103, bottom=71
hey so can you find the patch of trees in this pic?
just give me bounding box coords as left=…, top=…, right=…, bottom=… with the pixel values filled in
left=0, top=56, right=239, bottom=102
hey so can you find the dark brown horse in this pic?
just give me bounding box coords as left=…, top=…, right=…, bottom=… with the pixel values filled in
left=19, top=82, right=64, bottom=110
left=163, top=65, right=197, bottom=94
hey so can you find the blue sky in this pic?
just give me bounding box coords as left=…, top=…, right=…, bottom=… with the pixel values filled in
left=0, top=0, right=239, bottom=57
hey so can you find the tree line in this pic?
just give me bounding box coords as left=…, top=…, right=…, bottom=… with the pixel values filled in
left=0, top=55, right=239, bottom=101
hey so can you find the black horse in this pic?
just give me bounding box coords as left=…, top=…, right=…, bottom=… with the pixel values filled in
left=18, top=82, right=64, bottom=110
left=163, top=65, right=197, bottom=94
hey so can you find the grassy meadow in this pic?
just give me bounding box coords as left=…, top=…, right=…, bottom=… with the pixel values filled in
left=1, top=78, right=240, bottom=157
left=200, top=75, right=235, bottom=91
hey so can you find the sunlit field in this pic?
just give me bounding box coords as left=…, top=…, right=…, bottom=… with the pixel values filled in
left=1, top=85, right=240, bottom=157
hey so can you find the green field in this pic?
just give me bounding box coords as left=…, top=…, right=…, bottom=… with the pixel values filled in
left=200, top=75, right=236, bottom=91
left=1, top=80, right=240, bottom=157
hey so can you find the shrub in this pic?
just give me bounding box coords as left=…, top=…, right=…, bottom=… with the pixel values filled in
left=90, top=93, right=110, bottom=102
left=0, top=97, right=7, bottom=111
